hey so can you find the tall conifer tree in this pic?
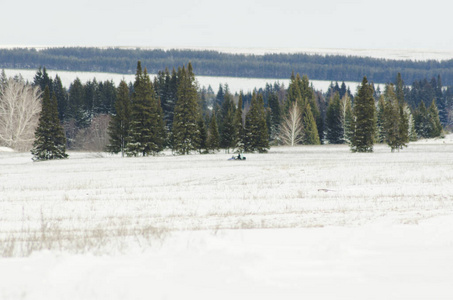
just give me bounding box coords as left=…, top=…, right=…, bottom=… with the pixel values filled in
left=219, top=93, right=236, bottom=152
left=428, top=99, right=442, bottom=137
left=107, top=80, right=131, bottom=156
left=197, top=115, right=208, bottom=153
left=207, top=112, right=220, bottom=152
left=326, top=92, right=343, bottom=144
left=31, top=87, right=68, bottom=160
left=127, top=62, right=165, bottom=156
left=351, top=77, right=376, bottom=152
left=172, top=63, right=200, bottom=154
left=376, top=95, right=386, bottom=143
left=244, top=92, right=269, bottom=152
left=233, top=93, right=245, bottom=151
left=268, top=91, right=282, bottom=141
left=303, top=102, right=320, bottom=145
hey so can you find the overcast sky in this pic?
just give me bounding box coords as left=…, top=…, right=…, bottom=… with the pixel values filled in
left=2, top=0, right=452, bottom=51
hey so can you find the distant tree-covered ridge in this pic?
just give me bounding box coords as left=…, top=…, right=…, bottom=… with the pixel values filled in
left=3, top=47, right=453, bottom=85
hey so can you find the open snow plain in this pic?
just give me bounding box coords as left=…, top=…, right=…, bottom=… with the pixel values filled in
left=1, top=138, right=453, bottom=299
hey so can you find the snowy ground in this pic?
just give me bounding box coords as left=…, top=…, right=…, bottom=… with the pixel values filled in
left=1, top=138, right=453, bottom=299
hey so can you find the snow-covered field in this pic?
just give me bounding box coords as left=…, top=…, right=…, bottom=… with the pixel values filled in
left=1, top=137, right=453, bottom=299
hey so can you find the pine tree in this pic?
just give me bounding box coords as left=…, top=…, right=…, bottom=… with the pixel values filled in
left=31, top=87, right=68, bottom=160
left=351, top=77, right=376, bottom=152
left=326, top=92, right=343, bottom=144
left=172, top=63, right=200, bottom=154
left=107, top=80, right=131, bottom=156
left=207, top=112, right=220, bottom=152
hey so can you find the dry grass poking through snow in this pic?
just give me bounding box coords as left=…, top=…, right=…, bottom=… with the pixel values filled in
left=1, top=140, right=453, bottom=256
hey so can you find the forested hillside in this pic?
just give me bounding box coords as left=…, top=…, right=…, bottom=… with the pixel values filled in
left=2, top=47, right=453, bottom=85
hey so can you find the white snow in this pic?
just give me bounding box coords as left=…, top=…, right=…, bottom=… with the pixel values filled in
left=0, top=147, right=14, bottom=152
left=1, top=139, right=453, bottom=299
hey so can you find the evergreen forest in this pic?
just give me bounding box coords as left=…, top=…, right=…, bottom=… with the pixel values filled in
left=3, top=47, right=453, bottom=85
left=2, top=59, right=450, bottom=157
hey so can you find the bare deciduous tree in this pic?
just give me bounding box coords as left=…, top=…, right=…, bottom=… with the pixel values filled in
left=74, top=114, right=111, bottom=151
left=279, top=101, right=304, bottom=146
left=0, top=79, right=42, bottom=151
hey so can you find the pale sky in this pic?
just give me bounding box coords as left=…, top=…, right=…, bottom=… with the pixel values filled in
left=2, top=0, right=453, bottom=51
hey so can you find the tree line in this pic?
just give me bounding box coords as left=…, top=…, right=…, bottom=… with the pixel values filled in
left=3, top=47, right=453, bottom=85
left=0, top=63, right=448, bottom=160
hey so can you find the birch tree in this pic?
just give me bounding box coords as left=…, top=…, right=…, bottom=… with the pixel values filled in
left=0, top=78, right=42, bottom=151
left=279, top=101, right=303, bottom=146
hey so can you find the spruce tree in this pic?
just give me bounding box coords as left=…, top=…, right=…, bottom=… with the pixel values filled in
left=244, top=92, right=269, bottom=153
left=383, top=85, right=401, bottom=151
left=207, top=112, right=220, bottom=152
left=395, top=73, right=405, bottom=106
left=67, top=78, right=90, bottom=130
left=127, top=62, right=165, bottom=156
left=107, top=80, right=131, bottom=156
left=233, top=93, right=245, bottom=151
left=197, top=115, right=208, bottom=153
left=351, top=77, right=376, bottom=152
left=287, top=71, right=302, bottom=104
left=376, top=95, right=386, bottom=143
left=303, top=102, right=320, bottom=145
left=53, top=75, right=68, bottom=122
left=268, top=91, right=282, bottom=141
left=172, top=63, right=200, bottom=154
left=398, top=105, right=409, bottom=148
left=31, top=87, right=68, bottom=160
left=326, top=92, right=343, bottom=144
left=33, top=67, right=53, bottom=93
left=383, top=84, right=409, bottom=151
left=219, top=93, right=236, bottom=152
left=415, top=101, right=429, bottom=138
left=428, top=99, right=442, bottom=138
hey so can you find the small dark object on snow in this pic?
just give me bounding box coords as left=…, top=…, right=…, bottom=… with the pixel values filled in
left=228, top=153, right=246, bottom=161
